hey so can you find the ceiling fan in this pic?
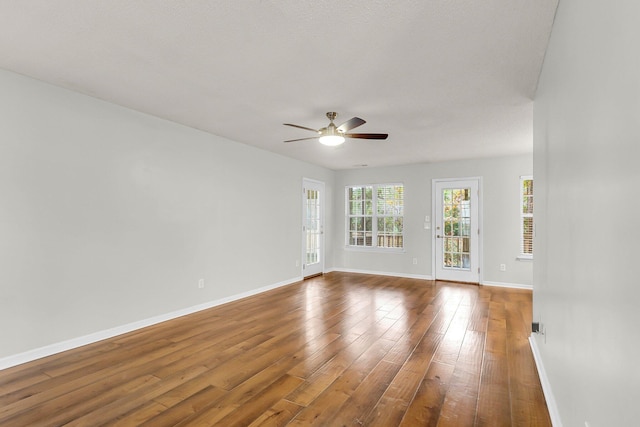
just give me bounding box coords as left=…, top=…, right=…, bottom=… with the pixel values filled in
left=283, top=112, right=388, bottom=146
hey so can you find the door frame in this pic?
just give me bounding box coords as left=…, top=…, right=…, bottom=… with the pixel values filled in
left=302, top=178, right=325, bottom=278
left=431, top=177, right=483, bottom=283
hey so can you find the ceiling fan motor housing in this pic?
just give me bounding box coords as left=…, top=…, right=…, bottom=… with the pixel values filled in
left=322, top=123, right=342, bottom=137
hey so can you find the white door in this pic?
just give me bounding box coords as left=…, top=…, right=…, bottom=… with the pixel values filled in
left=433, top=179, right=480, bottom=283
left=303, top=179, right=324, bottom=278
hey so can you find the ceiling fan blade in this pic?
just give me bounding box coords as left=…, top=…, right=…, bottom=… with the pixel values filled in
left=337, top=117, right=366, bottom=132
left=345, top=133, right=389, bottom=140
left=284, top=137, right=319, bottom=143
left=283, top=123, right=319, bottom=133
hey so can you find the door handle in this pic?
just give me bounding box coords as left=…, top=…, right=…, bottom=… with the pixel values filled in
left=436, top=235, right=443, bottom=238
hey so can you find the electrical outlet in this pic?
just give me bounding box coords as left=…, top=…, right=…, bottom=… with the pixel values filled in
left=499, top=264, right=506, bottom=271
left=295, top=260, right=300, bottom=267
left=413, top=258, right=418, bottom=265
left=198, top=279, right=205, bottom=289
left=532, top=322, right=540, bottom=333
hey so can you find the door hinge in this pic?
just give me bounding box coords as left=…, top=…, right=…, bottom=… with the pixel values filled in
left=478, top=267, right=480, bottom=273
left=303, top=264, right=306, bottom=270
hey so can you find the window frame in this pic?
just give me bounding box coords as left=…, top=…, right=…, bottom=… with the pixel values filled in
left=345, top=183, right=405, bottom=252
left=519, top=175, right=534, bottom=260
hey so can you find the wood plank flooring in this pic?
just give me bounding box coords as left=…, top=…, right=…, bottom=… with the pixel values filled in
left=0, top=272, right=551, bottom=426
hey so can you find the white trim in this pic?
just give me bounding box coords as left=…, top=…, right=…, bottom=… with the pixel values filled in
left=529, top=335, right=563, bottom=427
left=481, top=280, right=533, bottom=290
left=0, top=276, right=302, bottom=371
left=327, top=267, right=432, bottom=281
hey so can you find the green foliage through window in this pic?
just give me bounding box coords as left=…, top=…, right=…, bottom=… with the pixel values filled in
left=442, top=188, right=471, bottom=268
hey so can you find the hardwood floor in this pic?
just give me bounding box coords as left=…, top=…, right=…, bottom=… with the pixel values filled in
left=0, top=272, right=551, bottom=426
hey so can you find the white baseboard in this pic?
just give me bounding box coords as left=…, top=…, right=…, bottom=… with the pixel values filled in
left=327, top=270, right=529, bottom=289
left=0, top=276, right=302, bottom=371
left=529, top=335, right=563, bottom=427
left=327, top=268, right=432, bottom=281
left=481, top=280, right=532, bottom=290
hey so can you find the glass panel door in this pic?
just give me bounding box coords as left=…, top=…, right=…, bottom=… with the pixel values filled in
left=303, top=179, right=324, bottom=277
left=434, top=179, right=480, bottom=283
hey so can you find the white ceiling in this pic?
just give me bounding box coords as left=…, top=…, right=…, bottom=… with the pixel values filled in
left=0, top=0, right=558, bottom=170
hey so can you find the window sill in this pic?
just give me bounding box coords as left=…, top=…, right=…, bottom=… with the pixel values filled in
left=344, top=246, right=406, bottom=254
left=516, top=255, right=533, bottom=261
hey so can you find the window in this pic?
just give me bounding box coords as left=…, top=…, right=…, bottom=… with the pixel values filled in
left=346, top=184, right=404, bottom=249
left=520, top=176, right=533, bottom=258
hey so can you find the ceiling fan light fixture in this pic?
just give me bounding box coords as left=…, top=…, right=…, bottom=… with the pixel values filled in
left=319, top=135, right=345, bottom=146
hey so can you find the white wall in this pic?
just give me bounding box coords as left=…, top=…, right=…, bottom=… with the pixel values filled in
left=533, top=1, right=640, bottom=426
left=0, top=69, right=334, bottom=359
left=333, top=155, right=533, bottom=286
left=0, top=67, right=534, bottom=365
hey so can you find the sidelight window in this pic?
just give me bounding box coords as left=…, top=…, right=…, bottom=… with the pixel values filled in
left=520, top=176, right=534, bottom=258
